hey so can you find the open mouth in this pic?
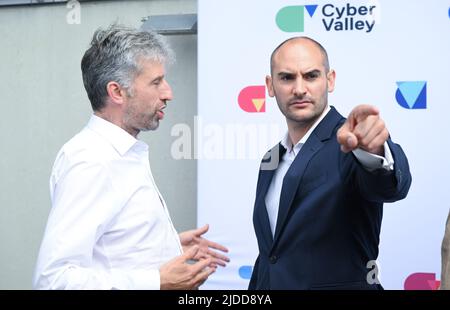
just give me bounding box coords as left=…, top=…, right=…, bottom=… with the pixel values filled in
left=157, top=105, right=166, bottom=119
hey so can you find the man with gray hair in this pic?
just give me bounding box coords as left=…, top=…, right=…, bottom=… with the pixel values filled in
left=33, top=24, right=228, bottom=290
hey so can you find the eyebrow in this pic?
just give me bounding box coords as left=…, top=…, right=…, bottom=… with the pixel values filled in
left=303, top=69, right=321, bottom=76
left=277, top=69, right=322, bottom=77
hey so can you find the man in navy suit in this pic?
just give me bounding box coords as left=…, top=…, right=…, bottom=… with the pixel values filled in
left=249, top=37, right=412, bottom=290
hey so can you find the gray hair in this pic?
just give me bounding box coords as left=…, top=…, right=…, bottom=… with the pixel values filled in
left=81, top=24, right=174, bottom=111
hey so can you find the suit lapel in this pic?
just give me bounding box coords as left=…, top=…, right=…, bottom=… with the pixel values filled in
left=255, top=143, right=286, bottom=245
left=272, top=106, right=344, bottom=246
left=272, top=134, right=324, bottom=244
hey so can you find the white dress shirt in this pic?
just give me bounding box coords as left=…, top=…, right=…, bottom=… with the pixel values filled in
left=265, top=106, right=394, bottom=236
left=33, top=115, right=182, bottom=290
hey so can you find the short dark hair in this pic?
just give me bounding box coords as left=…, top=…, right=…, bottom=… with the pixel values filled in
left=81, top=24, right=174, bottom=111
left=270, top=36, right=330, bottom=74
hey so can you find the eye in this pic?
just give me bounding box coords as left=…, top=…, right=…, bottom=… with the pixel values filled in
left=304, top=71, right=320, bottom=81
left=151, top=76, right=166, bottom=86
left=279, top=74, right=294, bottom=81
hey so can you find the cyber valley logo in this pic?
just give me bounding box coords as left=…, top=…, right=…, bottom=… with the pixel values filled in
left=238, top=85, right=266, bottom=113
left=395, top=81, right=427, bottom=109
left=276, top=3, right=377, bottom=33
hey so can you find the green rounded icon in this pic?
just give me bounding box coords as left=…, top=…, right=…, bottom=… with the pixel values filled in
left=276, top=6, right=304, bottom=32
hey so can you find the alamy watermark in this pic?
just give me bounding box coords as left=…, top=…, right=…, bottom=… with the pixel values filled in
left=170, top=116, right=283, bottom=170
left=66, top=0, right=81, bottom=25
left=366, top=260, right=381, bottom=285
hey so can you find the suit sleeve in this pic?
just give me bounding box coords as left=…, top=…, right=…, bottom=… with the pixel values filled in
left=351, top=138, right=412, bottom=203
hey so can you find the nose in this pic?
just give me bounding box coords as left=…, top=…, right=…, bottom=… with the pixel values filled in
left=161, top=80, right=173, bottom=102
left=293, top=78, right=307, bottom=97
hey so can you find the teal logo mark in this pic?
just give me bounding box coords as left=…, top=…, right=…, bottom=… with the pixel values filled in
left=276, top=5, right=318, bottom=32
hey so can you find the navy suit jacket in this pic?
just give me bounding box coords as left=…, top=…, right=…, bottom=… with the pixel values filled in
left=249, top=106, right=412, bottom=290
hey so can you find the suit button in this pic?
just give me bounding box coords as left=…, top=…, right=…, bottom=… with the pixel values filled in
left=269, top=255, right=277, bottom=264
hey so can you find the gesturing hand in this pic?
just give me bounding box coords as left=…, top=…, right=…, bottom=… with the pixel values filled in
left=160, top=246, right=216, bottom=290
left=337, top=104, right=389, bottom=156
left=179, top=224, right=230, bottom=267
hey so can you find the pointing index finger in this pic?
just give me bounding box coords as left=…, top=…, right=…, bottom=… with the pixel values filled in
left=349, top=104, right=379, bottom=124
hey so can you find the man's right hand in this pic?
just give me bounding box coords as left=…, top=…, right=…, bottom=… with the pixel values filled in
left=159, top=246, right=216, bottom=290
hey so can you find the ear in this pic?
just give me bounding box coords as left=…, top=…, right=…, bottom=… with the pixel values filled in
left=327, top=69, right=336, bottom=93
left=106, top=81, right=127, bottom=105
left=265, top=75, right=275, bottom=97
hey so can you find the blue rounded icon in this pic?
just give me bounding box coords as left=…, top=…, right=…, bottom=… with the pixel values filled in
left=448, top=7, right=450, bottom=19
left=395, top=81, right=427, bottom=109
left=238, top=265, right=253, bottom=279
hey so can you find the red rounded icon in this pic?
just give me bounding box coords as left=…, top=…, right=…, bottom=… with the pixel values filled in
left=238, top=85, right=266, bottom=113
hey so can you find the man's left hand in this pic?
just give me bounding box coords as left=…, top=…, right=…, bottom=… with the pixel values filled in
left=337, top=104, right=389, bottom=156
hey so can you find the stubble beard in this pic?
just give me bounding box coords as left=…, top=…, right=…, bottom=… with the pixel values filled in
left=124, top=104, right=159, bottom=134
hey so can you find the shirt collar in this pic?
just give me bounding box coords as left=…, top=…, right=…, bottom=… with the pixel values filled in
left=86, top=114, right=147, bottom=156
left=280, top=105, right=331, bottom=154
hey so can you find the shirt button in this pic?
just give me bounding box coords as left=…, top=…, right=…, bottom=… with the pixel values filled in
left=269, top=255, right=277, bottom=264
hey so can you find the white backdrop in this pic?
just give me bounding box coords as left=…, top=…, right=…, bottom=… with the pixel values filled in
left=198, top=0, right=450, bottom=289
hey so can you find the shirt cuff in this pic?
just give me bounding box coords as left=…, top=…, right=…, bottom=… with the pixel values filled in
left=352, top=141, right=394, bottom=172
left=110, top=268, right=160, bottom=290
